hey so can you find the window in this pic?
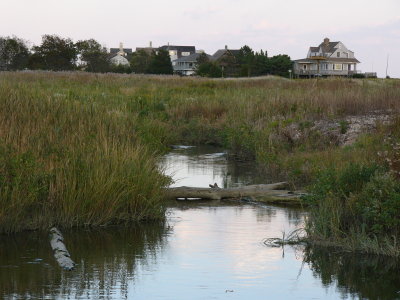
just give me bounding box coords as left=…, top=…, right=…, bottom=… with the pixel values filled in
left=182, top=52, right=190, bottom=56
left=303, top=64, right=307, bottom=70
left=334, top=64, right=342, bottom=70
left=169, top=50, right=176, bottom=56
left=337, top=52, right=340, bottom=57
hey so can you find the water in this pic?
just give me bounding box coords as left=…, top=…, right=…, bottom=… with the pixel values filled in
left=1, top=146, right=399, bottom=299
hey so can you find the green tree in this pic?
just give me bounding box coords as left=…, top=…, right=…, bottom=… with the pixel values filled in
left=269, top=54, right=292, bottom=77
left=237, top=45, right=255, bottom=77
left=130, top=49, right=151, bottom=74
left=196, top=61, right=222, bottom=77
left=29, top=35, right=77, bottom=71
left=75, top=39, right=110, bottom=73
left=148, top=49, right=173, bottom=75
left=196, top=52, right=210, bottom=65
left=253, top=50, right=269, bottom=76
left=196, top=53, right=222, bottom=77
left=0, top=36, right=30, bottom=70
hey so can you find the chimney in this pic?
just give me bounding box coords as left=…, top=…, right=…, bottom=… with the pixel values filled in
left=119, top=42, right=123, bottom=51
left=324, top=37, right=330, bottom=45
left=225, top=45, right=228, bottom=50
left=149, top=41, right=152, bottom=48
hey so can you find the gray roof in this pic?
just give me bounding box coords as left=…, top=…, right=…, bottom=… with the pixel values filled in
left=174, top=52, right=212, bottom=63
left=159, top=45, right=196, bottom=52
left=309, top=47, right=319, bottom=52
left=318, top=41, right=339, bottom=54
left=135, top=47, right=156, bottom=55
left=110, top=48, right=133, bottom=54
left=211, top=49, right=240, bottom=61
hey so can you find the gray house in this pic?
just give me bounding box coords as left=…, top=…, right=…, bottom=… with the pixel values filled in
left=159, top=45, right=196, bottom=62
left=293, top=38, right=360, bottom=77
left=173, top=52, right=212, bottom=76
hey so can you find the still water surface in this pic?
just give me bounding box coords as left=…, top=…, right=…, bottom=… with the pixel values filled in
left=1, top=146, right=399, bottom=299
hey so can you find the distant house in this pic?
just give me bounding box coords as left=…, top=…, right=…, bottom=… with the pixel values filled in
left=136, top=41, right=157, bottom=55
left=211, top=46, right=240, bottom=77
left=109, top=43, right=131, bottom=67
left=173, top=52, right=212, bottom=76
left=211, top=46, right=240, bottom=62
left=159, top=45, right=196, bottom=62
left=172, top=46, right=241, bottom=76
left=293, top=38, right=360, bottom=77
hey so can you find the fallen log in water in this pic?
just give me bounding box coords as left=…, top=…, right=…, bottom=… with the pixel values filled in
left=49, top=227, right=75, bottom=271
left=166, top=182, right=304, bottom=205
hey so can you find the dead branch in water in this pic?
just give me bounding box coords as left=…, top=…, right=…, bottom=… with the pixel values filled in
left=49, top=227, right=75, bottom=271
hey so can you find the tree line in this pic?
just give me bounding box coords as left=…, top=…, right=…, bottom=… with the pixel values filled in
left=0, top=35, right=293, bottom=77
left=0, top=35, right=173, bottom=74
left=196, top=45, right=292, bottom=78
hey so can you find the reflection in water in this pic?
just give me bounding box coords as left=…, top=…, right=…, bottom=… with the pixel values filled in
left=0, top=223, right=168, bottom=299
left=304, top=246, right=400, bottom=300
left=1, top=146, right=399, bottom=300
left=161, top=145, right=273, bottom=188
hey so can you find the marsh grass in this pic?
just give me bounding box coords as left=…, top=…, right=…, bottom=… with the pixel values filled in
left=1, top=72, right=400, bottom=234
left=0, top=72, right=171, bottom=233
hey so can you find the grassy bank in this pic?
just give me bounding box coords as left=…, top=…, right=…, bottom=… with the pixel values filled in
left=1, top=72, right=399, bottom=247
left=0, top=72, right=170, bottom=233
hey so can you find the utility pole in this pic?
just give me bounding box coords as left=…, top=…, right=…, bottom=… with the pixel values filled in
left=386, top=54, right=389, bottom=78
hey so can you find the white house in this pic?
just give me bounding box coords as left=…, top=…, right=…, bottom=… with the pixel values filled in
left=109, top=42, right=131, bottom=67
left=293, top=38, right=360, bottom=77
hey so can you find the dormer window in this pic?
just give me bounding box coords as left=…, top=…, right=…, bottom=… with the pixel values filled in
left=337, top=52, right=340, bottom=57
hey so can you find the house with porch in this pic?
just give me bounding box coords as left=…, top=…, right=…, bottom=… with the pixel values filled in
left=293, top=38, right=360, bottom=77
left=173, top=52, right=212, bottom=76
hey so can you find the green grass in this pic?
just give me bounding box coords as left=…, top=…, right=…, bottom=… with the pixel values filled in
left=0, top=72, right=171, bottom=233
left=1, top=71, right=399, bottom=241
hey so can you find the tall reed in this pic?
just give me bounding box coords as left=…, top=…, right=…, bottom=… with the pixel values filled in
left=0, top=72, right=170, bottom=233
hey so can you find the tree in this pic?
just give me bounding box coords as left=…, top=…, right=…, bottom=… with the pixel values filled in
left=195, top=53, right=222, bottom=77
left=29, top=35, right=77, bottom=71
left=269, top=54, right=293, bottom=77
left=75, top=39, right=110, bottom=73
left=237, top=45, right=255, bottom=77
left=130, top=49, right=151, bottom=74
left=196, top=52, right=210, bottom=65
left=0, top=36, right=30, bottom=70
left=253, top=50, right=269, bottom=76
left=196, top=61, right=222, bottom=78
left=148, top=49, right=173, bottom=75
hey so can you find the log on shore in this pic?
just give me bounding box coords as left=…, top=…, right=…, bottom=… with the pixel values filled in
left=49, top=227, right=75, bottom=271
left=166, top=182, right=304, bottom=204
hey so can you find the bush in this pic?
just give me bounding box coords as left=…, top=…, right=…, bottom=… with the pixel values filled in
left=304, top=162, right=400, bottom=249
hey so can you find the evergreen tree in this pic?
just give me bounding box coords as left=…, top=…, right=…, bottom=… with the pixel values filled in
left=269, top=54, right=292, bottom=77
left=238, top=45, right=255, bottom=77
left=148, top=49, right=173, bottom=75
left=130, top=49, right=152, bottom=74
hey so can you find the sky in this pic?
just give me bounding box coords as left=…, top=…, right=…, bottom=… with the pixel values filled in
left=1, top=0, right=399, bottom=78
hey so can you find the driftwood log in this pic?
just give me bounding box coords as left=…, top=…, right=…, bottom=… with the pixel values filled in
left=49, top=227, right=75, bottom=271
left=166, top=182, right=304, bottom=205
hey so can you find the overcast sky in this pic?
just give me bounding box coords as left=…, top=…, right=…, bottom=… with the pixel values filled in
left=1, top=0, right=399, bottom=77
